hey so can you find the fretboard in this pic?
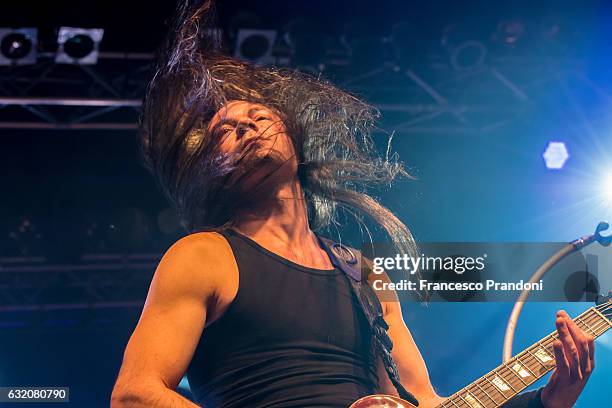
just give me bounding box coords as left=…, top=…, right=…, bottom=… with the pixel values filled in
left=436, top=303, right=612, bottom=408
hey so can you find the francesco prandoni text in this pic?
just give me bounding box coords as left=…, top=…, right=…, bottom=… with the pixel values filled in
left=370, top=254, right=544, bottom=292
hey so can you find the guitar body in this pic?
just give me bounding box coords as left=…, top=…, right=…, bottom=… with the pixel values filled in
left=349, top=394, right=417, bottom=408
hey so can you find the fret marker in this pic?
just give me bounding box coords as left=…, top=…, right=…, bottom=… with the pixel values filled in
left=492, top=375, right=511, bottom=392
left=535, top=348, right=554, bottom=364
left=464, top=392, right=483, bottom=408
left=512, top=362, right=531, bottom=378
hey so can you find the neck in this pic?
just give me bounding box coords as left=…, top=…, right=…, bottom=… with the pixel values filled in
left=230, top=179, right=331, bottom=268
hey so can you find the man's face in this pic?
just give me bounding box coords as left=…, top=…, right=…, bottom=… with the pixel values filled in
left=208, top=100, right=294, bottom=159
left=207, top=100, right=298, bottom=190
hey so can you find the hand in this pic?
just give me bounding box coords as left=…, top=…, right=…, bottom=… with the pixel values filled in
left=540, top=310, right=595, bottom=408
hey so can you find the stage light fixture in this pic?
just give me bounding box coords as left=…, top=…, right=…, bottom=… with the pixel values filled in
left=55, top=27, right=104, bottom=65
left=234, top=29, right=276, bottom=64
left=542, top=141, right=569, bottom=169
left=0, top=28, right=37, bottom=65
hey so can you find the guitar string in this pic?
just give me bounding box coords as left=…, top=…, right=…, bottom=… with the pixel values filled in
left=439, top=312, right=592, bottom=408
left=435, top=304, right=612, bottom=408
left=455, top=307, right=606, bottom=408
left=480, top=305, right=612, bottom=406
left=441, top=310, right=610, bottom=408
left=459, top=303, right=612, bottom=408
left=437, top=303, right=611, bottom=408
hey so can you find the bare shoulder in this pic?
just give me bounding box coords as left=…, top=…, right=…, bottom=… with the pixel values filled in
left=163, top=230, right=234, bottom=266
left=152, top=230, right=238, bottom=306
left=111, top=231, right=238, bottom=396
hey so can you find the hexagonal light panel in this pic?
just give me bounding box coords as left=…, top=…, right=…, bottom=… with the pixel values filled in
left=543, top=141, right=569, bottom=170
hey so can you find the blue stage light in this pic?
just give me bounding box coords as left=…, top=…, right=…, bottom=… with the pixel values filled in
left=543, top=141, right=569, bottom=169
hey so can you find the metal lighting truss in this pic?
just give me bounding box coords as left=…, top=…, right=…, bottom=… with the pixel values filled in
left=0, top=253, right=158, bottom=326
left=2, top=51, right=609, bottom=134
left=0, top=52, right=151, bottom=131
left=2, top=51, right=612, bottom=323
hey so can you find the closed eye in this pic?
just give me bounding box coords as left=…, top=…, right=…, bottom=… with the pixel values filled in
left=255, top=116, right=268, bottom=122
left=217, top=126, right=233, bottom=137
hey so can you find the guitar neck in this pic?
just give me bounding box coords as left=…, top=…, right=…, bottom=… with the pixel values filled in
left=436, top=304, right=612, bottom=408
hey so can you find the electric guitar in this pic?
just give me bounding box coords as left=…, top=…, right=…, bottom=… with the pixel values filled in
left=350, top=297, right=612, bottom=408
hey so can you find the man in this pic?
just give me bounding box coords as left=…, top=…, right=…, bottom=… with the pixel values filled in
left=111, top=1, right=595, bottom=407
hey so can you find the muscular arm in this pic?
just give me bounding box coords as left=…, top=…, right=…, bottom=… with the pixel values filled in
left=111, top=232, right=235, bottom=408
left=367, top=267, right=444, bottom=407
left=377, top=301, right=444, bottom=407
left=368, top=270, right=591, bottom=408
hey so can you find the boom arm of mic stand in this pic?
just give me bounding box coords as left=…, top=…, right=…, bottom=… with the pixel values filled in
left=502, top=221, right=612, bottom=363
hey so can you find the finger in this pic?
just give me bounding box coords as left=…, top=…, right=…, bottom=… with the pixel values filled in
left=552, top=339, right=570, bottom=379
left=556, top=316, right=581, bottom=380
left=557, top=309, right=570, bottom=319
left=587, top=334, right=595, bottom=374
left=562, top=313, right=590, bottom=376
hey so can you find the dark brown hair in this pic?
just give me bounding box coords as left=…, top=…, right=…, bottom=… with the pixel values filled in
left=140, top=0, right=420, bottom=279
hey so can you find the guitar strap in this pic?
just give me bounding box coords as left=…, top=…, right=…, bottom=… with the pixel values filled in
left=316, top=235, right=420, bottom=407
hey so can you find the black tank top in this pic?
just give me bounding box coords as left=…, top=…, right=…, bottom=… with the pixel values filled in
left=186, top=228, right=379, bottom=408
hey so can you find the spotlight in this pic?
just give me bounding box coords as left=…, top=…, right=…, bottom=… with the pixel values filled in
left=234, top=29, right=276, bottom=64
left=0, top=28, right=37, bottom=65
left=55, top=27, right=104, bottom=65
left=543, top=141, right=570, bottom=170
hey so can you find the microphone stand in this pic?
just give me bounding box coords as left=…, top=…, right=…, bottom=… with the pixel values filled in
left=502, top=221, right=612, bottom=362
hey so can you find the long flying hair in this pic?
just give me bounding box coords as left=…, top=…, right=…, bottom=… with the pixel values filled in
left=140, top=0, right=420, bottom=279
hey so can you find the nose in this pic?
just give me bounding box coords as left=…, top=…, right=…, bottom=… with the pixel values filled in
left=236, top=120, right=258, bottom=140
